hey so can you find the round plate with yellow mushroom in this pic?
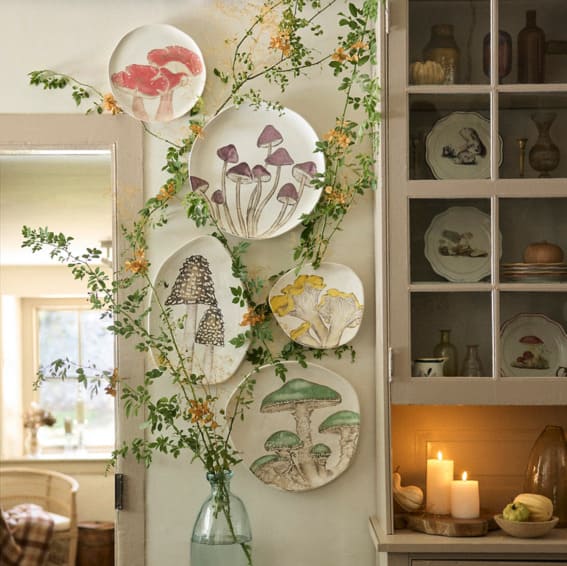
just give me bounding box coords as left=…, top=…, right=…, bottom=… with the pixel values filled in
left=269, top=262, right=364, bottom=349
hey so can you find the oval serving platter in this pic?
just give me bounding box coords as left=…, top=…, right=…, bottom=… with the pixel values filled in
left=269, top=262, right=364, bottom=349
left=149, top=235, right=249, bottom=384
left=227, top=361, right=360, bottom=491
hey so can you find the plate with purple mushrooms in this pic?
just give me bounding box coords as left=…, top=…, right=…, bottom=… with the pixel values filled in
left=188, top=103, right=325, bottom=239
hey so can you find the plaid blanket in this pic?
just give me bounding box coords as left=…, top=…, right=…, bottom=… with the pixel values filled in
left=0, top=504, right=54, bottom=566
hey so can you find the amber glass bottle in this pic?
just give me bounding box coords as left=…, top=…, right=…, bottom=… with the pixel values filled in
left=517, top=10, right=545, bottom=83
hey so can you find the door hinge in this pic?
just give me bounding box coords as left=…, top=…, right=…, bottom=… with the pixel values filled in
left=388, top=347, right=394, bottom=382
left=115, top=473, right=125, bottom=510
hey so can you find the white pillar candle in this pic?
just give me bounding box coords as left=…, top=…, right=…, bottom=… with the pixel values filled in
left=426, top=451, right=454, bottom=515
left=451, top=471, right=480, bottom=519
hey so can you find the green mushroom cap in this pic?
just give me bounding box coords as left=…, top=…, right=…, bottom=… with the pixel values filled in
left=260, top=378, right=341, bottom=413
left=310, top=443, right=331, bottom=457
left=318, top=410, right=360, bottom=433
left=250, top=454, right=279, bottom=473
left=264, top=430, right=303, bottom=451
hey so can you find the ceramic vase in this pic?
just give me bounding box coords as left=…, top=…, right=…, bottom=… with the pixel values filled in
left=423, top=24, right=460, bottom=84
left=191, top=470, right=253, bottom=566
left=528, top=112, right=560, bottom=178
left=483, top=30, right=512, bottom=81
left=523, top=425, right=567, bottom=527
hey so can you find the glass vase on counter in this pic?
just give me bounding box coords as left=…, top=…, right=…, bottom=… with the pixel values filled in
left=461, top=345, right=484, bottom=377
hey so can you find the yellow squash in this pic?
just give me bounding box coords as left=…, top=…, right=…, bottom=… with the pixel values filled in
left=392, top=471, right=424, bottom=512
left=513, top=493, right=554, bottom=521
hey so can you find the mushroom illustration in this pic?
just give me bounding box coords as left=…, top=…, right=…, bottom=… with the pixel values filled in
left=270, top=275, right=329, bottom=347
left=189, top=176, right=214, bottom=219
left=264, top=183, right=299, bottom=236
left=250, top=454, right=280, bottom=483
left=317, top=289, right=363, bottom=348
left=194, top=305, right=225, bottom=379
left=226, top=162, right=253, bottom=236
left=211, top=189, right=225, bottom=223
left=310, top=443, right=332, bottom=478
left=513, top=335, right=548, bottom=369
left=260, top=378, right=341, bottom=484
left=216, top=144, right=239, bottom=234
left=280, top=161, right=317, bottom=227
left=289, top=322, right=321, bottom=348
left=253, top=147, right=294, bottom=235
left=246, top=164, right=271, bottom=236
left=146, top=45, right=204, bottom=121
left=264, top=430, right=303, bottom=471
left=165, top=254, right=217, bottom=369
left=257, top=124, right=283, bottom=157
left=111, top=63, right=168, bottom=121
left=318, top=410, right=360, bottom=473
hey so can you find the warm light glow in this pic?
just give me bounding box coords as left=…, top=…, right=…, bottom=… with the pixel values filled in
left=437, top=451, right=443, bottom=460
left=462, top=471, right=468, bottom=481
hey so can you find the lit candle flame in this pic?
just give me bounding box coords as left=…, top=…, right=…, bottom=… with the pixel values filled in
left=462, top=471, right=468, bottom=481
left=437, top=451, right=443, bottom=460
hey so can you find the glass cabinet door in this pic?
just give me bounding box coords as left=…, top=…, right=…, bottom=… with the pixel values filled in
left=388, top=0, right=567, bottom=403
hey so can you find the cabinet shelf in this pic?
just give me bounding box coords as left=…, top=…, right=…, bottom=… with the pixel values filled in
left=390, top=378, right=567, bottom=405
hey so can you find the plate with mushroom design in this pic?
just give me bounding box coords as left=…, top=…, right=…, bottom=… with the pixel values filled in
left=109, top=24, right=206, bottom=123
left=188, top=103, right=325, bottom=239
left=149, top=235, right=250, bottom=384
left=425, top=112, right=502, bottom=179
left=500, top=313, right=567, bottom=377
left=227, top=361, right=360, bottom=491
left=269, top=262, right=364, bottom=349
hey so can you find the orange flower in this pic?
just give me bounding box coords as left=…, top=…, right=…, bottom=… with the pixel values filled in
left=324, top=128, right=351, bottom=149
left=104, top=368, right=119, bottom=397
left=269, top=31, right=292, bottom=57
left=190, top=123, right=204, bottom=138
left=125, top=249, right=149, bottom=275
left=157, top=182, right=176, bottom=202
left=102, top=93, right=122, bottom=115
left=332, top=47, right=349, bottom=63
left=324, top=185, right=349, bottom=206
left=240, top=306, right=265, bottom=327
left=187, top=400, right=219, bottom=429
left=350, top=40, right=368, bottom=51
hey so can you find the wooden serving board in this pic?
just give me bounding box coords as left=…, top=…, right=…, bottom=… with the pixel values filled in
left=400, top=512, right=496, bottom=537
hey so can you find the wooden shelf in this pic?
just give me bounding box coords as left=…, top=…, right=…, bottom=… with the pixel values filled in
left=369, top=515, right=567, bottom=556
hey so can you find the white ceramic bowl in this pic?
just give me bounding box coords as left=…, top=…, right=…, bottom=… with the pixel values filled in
left=494, top=514, right=559, bottom=538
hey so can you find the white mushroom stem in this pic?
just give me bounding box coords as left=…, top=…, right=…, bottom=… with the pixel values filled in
left=292, top=404, right=319, bottom=484
left=132, top=96, right=149, bottom=121
left=262, top=200, right=292, bottom=237
left=246, top=180, right=263, bottom=236
left=253, top=166, right=282, bottom=234
left=234, top=180, right=247, bottom=236
left=220, top=162, right=238, bottom=234
left=155, top=90, right=174, bottom=122
left=183, top=303, right=198, bottom=372
left=280, top=177, right=307, bottom=227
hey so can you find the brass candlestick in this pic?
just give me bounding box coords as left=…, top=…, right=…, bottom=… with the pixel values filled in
left=517, top=137, right=528, bottom=177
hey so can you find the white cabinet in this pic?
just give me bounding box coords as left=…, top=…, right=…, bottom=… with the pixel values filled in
left=372, top=0, right=567, bottom=559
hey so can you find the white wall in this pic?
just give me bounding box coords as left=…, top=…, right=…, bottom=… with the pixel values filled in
left=0, top=2, right=377, bottom=565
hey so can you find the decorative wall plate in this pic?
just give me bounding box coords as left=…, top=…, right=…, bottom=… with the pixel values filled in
left=500, top=313, right=567, bottom=377
left=109, top=24, right=206, bottom=123
left=149, top=236, right=249, bottom=384
left=269, top=262, right=364, bottom=349
left=426, top=112, right=502, bottom=179
left=188, top=104, right=325, bottom=239
left=227, top=361, right=360, bottom=491
left=424, top=206, right=492, bottom=282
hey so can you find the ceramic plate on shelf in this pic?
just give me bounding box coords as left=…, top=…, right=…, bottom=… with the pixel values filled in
left=148, top=236, right=249, bottom=384
left=424, top=206, right=493, bottom=282
left=109, top=24, right=206, bottom=123
left=500, top=313, right=567, bottom=377
left=269, top=262, right=364, bottom=349
left=188, top=104, right=325, bottom=240
left=426, top=111, right=502, bottom=179
left=226, top=362, right=360, bottom=492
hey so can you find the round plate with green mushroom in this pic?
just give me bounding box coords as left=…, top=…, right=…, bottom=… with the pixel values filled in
left=227, top=361, right=360, bottom=491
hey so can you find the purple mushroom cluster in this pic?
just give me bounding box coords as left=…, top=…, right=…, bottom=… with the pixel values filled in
left=190, top=124, right=318, bottom=238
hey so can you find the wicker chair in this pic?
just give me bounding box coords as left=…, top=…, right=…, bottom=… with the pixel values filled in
left=0, top=467, right=79, bottom=566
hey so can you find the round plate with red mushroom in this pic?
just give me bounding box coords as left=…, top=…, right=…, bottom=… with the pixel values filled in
left=500, top=313, right=567, bottom=377
left=109, top=24, right=205, bottom=123
left=189, top=103, right=325, bottom=239
left=226, top=361, right=360, bottom=491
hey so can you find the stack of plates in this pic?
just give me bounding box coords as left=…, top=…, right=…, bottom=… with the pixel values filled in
left=501, top=262, right=567, bottom=282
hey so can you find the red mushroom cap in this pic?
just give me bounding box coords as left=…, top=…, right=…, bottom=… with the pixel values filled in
left=252, top=164, right=271, bottom=181
left=217, top=144, right=239, bottom=164
left=111, top=64, right=168, bottom=97
left=147, top=45, right=204, bottom=76
left=190, top=176, right=209, bottom=193
left=519, top=335, right=544, bottom=344
left=227, top=162, right=253, bottom=182
left=212, top=190, right=225, bottom=205
left=277, top=183, right=299, bottom=204
left=292, top=161, right=318, bottom=181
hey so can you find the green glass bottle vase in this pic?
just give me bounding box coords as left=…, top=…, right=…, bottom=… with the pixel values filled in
left=191, top=470, right=253, bottom=566
left=433, top=329, right=458, bottom=376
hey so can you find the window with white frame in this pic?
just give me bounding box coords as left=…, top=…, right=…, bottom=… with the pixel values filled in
left=23, top=298, right=115, bottom=453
